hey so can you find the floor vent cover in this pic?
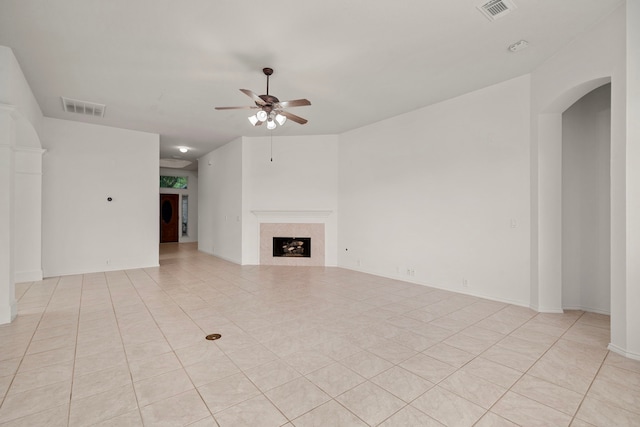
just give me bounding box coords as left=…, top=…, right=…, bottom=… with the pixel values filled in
left=61, top=97, right=106, bottom=117
left=477, top=0, right=517, bottom=21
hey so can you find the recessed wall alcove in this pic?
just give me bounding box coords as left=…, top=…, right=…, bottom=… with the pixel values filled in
left=252, top=210, right=332, bottom=266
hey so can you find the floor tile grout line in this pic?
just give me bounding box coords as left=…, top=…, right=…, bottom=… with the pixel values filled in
left=0, top=277, right=60, bottom=418
left=477, top=309, right=599, bottom=425
left=123, top=267, right=233, bottom=425
left=394, top=306, right=587, bottom=425
left=104, top=270, right=147, bottom=426
left=6, top=244, right=631, bottom=426
left=567, top=310, right=613, bottom=426
left=158, top=258, right=376, bottom=426
left=65, top=274, right=85, bottom=427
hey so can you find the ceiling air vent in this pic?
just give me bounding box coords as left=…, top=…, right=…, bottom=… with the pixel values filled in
left=477, top=0, right=517, bottom=21
left=61, top=97, right=106, bottom=117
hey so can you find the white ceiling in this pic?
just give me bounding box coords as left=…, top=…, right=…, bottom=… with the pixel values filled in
left=0, top=0, right=622, bottom=170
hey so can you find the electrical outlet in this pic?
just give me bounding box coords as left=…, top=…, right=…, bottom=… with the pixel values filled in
left=410, top=269, right=415, bottom=276
left=462, top=278, right=468, bottom=287
left=357, top=259, right=361, bottom=266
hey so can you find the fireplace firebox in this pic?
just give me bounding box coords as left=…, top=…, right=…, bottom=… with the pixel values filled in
left=273, top=237, right=311, bottom=257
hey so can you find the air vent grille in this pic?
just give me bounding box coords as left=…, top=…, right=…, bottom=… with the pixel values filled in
left=61, top=97, right=106, bottom=117
left=477, top=0, right=517, bottom=21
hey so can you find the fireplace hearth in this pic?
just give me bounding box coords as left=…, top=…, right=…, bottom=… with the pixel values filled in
left=273, top=237, right=311, bottom=257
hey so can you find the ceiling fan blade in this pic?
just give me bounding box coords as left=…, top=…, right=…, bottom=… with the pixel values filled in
left=280, top=110, right=308, bottom=125
left=214, top=106, right=259, bottom=110
left=240, top=89, right=267, bottom=105
left=276, top=99, right=311, bottom=108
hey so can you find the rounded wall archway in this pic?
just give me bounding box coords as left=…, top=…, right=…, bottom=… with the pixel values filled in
left=532, top=77, right=612, bottom=314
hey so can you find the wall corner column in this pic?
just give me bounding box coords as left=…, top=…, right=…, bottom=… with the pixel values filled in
left=0, top=105, right=18, bottom=324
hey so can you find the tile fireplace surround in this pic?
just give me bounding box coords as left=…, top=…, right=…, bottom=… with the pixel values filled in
left=260, top=223, right=324, bottom=266
left=253, top=210, right=332, bottom=267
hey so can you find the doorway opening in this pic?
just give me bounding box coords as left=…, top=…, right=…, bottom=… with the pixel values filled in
left=561, top=83, right=611, bottom=314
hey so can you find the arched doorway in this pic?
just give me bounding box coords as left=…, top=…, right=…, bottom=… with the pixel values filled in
left=532, top=77, right=611, bottom=314
left=561, top=84, right=611, bottom=313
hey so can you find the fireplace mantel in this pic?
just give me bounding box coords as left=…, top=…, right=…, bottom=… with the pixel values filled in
left=251, top=210, right=333, bottom=222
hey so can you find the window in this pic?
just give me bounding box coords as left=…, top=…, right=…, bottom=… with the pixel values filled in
left=182, top=195, right=188, bottom=236
left=160, top=176, right=188, bottom=189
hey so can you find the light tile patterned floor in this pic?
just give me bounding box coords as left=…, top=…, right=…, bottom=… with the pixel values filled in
left=1, top=242, right=639, bottom=426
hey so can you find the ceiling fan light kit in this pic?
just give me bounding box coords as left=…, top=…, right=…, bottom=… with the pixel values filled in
left=216, top=67, right=311, bottom=129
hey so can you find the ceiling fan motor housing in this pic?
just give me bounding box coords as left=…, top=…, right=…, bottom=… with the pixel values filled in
left=258, top=94, right=279, bottom=112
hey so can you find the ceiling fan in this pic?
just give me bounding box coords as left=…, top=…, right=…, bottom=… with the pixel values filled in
left=215, top=67, right=311, bottom=129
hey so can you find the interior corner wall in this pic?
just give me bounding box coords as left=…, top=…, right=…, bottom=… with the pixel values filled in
left=41, top=118, right=159, bottom=276
left=241, top=135, right=339, bottom=265
left=0, top=46, right=44, bottom=324
left=159, top=167, right=198, bottom=243
left=197, top=138, right=243, bottom=264
left=338, top=74, right=531, bottom=306
left=14, top=146, right=45, bottom=282
left=0, top=110, right=17, bottom=324
left=561, top=84, right=611, bottom=314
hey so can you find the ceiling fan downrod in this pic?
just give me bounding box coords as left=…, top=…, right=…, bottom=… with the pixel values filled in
left=263, top=67, right=273, bottom=96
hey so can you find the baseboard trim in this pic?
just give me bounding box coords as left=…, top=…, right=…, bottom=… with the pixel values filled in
left=529, top=304, right=564, bottom=314
left=562, top=305, right=610, bottom=315
left=14, top=269, right=43, bottom=283
left=0, top=301, right=17, bottom=325
left=608, top=343, right=640, bottom=361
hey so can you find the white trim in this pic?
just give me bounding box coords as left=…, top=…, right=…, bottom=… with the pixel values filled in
left=0, top=103, right=18, bottom=117
left=44, top=263, right=160, bottom=278
left=339, top=265, right=532, bottom=309
left=13, top=146, right=45, bottom=155
left=199, top=248, right=241, bottom=265
left=561, top=305, right=611, bottom=315
left=0, top=301, right=17, bottom=325
left=15, top=270, right=43, bottom=283
left=608, top=343, right=640, bottom=361
left=252, top=210, right=333, bottom=222
left=530, top=305, right=565, bottom=314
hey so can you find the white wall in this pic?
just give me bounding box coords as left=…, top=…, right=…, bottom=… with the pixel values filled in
left=0, top=110, right=17, bottom=324
left=338, top=75, right=531, bottom=306
left=198, top=138, right=243, bottom=263
left=562, top=84, right=611, bottom=314
left=0, top=46, right=43, bottom=140
left=14, top=147, right=44, bottom=282
left=625, top=0, right=640, bottom=358
left=242, top=135, right=339, bottom=265
left=159, top=167, right=198, bottom=243
left=529, top=4, right=634, bottom=355
left=0, top=46, right=43, bottom=324
left=42, top=118, right=159, bottom=276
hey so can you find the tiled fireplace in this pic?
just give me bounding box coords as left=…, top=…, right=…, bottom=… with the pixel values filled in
left=253, top=210, right=332, bottom=266
left=260, top=223, right=324, bottom=266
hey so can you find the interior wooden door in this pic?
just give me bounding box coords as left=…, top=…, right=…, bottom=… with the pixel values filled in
left=160, top=194, right=179, bottom=243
